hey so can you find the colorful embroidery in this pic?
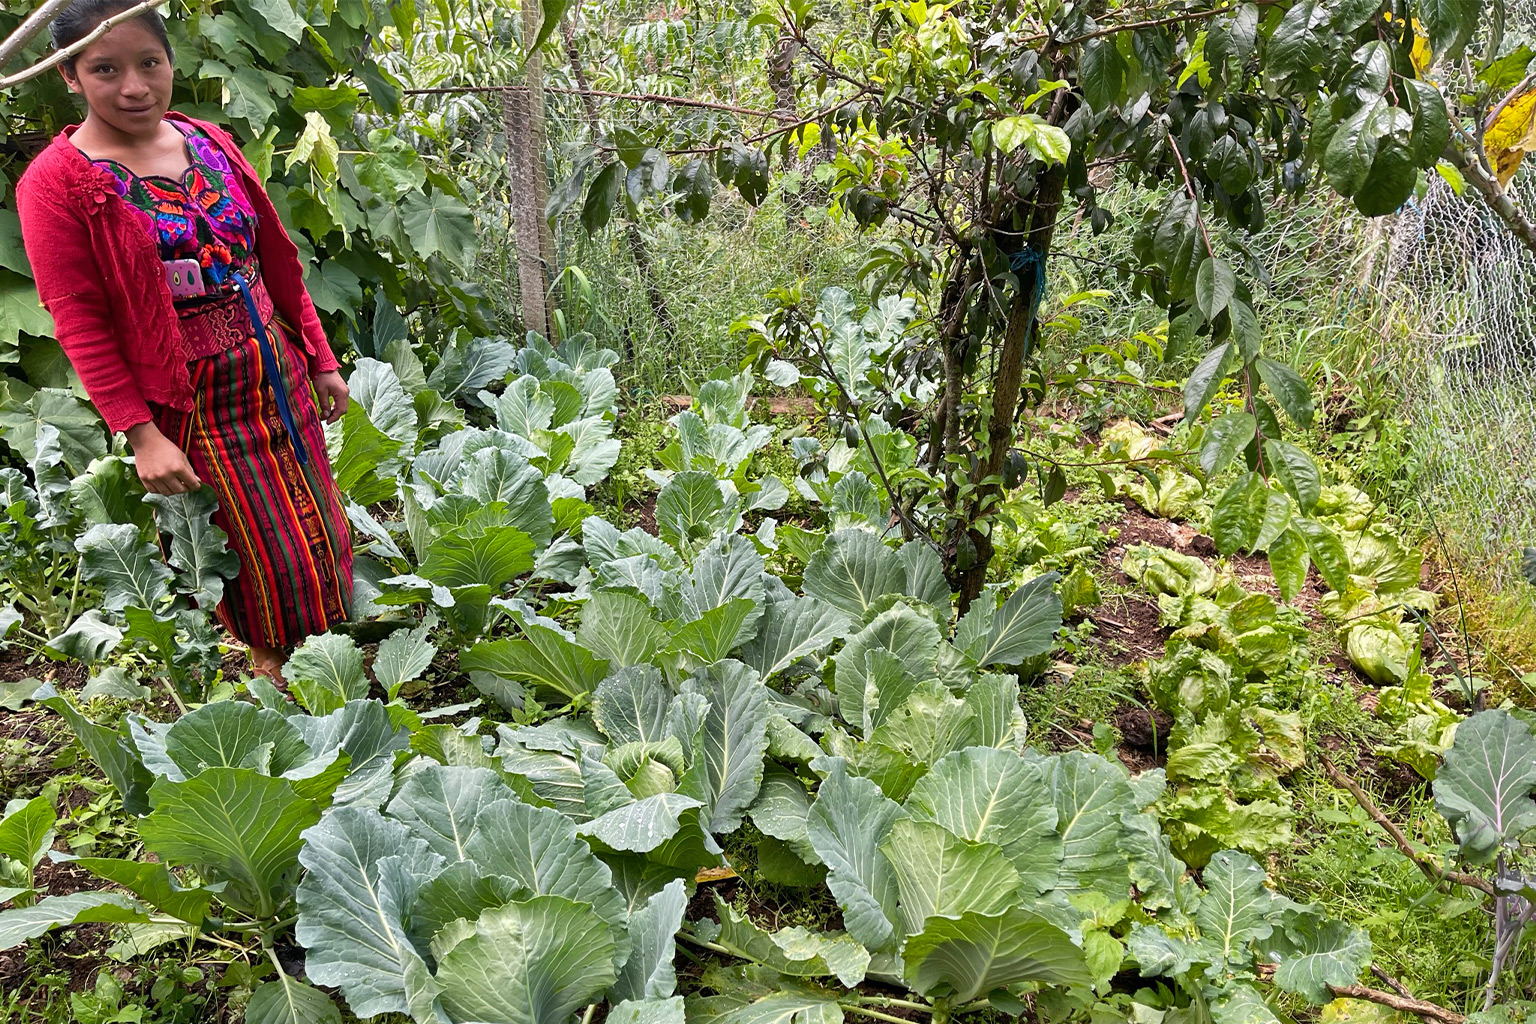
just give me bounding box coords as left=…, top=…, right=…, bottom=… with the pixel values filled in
left=91, top=125, right=257, bottom=294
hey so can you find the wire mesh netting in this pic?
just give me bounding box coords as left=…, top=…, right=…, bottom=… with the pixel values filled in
left=1377, top=154, right=1536, bottom=585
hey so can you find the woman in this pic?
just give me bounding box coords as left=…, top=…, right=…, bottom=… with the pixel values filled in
left=16, top=0, right=354, bottom=682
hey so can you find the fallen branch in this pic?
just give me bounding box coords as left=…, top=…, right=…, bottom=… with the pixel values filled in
left=1321, top=758, right=1496, bottom=896
left=1328, top=984, right=1464, bottom=1024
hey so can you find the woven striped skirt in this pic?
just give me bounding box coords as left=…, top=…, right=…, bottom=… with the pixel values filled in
left=154, top=319, right=353, bottom=649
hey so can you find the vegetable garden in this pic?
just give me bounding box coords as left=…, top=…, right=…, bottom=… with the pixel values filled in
left=2, top=0, right=1536, bottom=1023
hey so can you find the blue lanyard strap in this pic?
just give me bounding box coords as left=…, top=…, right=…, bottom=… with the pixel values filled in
left=231, top=271, right=309, bottom=466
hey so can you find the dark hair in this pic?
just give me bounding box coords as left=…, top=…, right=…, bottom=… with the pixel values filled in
left=50, top=0, right=173, bottom=77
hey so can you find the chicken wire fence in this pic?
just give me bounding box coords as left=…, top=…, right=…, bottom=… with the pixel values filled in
left=1374, top=155, right=1536, bottom=587
left=393, top=10, right=844, bottom=396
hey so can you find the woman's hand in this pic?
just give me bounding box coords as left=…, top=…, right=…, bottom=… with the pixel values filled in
left=312, top=371, right=349, bottom=424
left=125, top=422, right=201, bottom=495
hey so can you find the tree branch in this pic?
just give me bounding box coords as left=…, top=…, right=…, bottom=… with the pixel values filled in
left=1320, top=758, right=1496, bottom=896
left=0, top=0, right=74, bottom=72
left=1443, top=141, right=1536, bottom=260
left=0, top=0, right=166, bottom=91
left=1327, top=985, right=1464, bottom=1024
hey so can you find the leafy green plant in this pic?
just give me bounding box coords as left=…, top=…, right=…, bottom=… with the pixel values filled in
left=648, top=368, right=789, bottom=530
left=0, top=685, right=410, bottom=1016
left=0, top=795, right=54, bottom=907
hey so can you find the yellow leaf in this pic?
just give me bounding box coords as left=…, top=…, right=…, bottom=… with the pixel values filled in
left=1409, top=18, right=1432, bottom=76
left=1484, top=90, right=1536, bottom=187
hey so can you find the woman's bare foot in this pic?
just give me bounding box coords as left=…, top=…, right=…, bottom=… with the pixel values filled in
left=248, top=645, right=289, bottom=690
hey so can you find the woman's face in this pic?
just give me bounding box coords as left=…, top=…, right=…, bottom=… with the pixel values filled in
left=61, top=20, right=173, bottom=137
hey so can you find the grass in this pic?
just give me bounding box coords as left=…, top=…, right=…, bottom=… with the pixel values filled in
left=1277, top=769, right=1490, bottom=1011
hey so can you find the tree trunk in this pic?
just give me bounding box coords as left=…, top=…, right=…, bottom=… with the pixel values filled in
left=626, top=224, right=676, bottom=342
left=768, top=26, right=804, bottom=232
left=504, top=87, right=549, bottom=340
left=955, top=163, right=1069, bottom=609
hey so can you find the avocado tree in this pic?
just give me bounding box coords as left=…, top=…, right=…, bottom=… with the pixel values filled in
left=555, top=0, right=1499, bottom=606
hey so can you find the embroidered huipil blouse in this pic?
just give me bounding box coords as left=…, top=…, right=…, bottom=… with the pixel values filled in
left=88, top=123, right=276, bottom=360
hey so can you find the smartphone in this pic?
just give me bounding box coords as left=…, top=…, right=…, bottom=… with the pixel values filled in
left=163, top=259, right=205, bottom=299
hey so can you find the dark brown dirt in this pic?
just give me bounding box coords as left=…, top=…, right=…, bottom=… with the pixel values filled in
left=661, top=394, right=817, bottom=418
left=1087, top=594, right=1166, bottom=667
left=1115, top=705, right=1174, bottom=756
left=633, top=492, right=658, bottom=536
left=0, top=647, right=87, bottom=687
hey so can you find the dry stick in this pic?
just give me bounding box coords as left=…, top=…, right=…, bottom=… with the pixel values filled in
left=1165, top=129, right=1214, bottom=258
left=0, top=0, right=165, bottom=89
left=1371, top=965, right=1416, bottom=999
left=1326, top=984, right=1465, bottom=1024
left=0, top=0, right=75, bottom=71
left=1320, top=758, right=1496, bottom=896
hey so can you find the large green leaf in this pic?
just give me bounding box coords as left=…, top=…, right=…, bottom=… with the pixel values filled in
left=1195, top=851, right=1282, bottom=966
left=904, top=748, right=1060, bottom=894
left=880, top=818, right=1021, bottom=938
left=76, top=523, right=174, bottom=614
left=581, top=792, right=706, bottom=853
left=680, top=661, right=772, bottom=833
left=1265, top=916, right=1371, bottom=1003
left=373, top=624, right=436, bottom=699
left=157, top=700, right=313, bottom=781
left=953, top=572, right=1062, bottom=667
left=1211, top=473, right=1268, bottom=555
left=612, top=877, right=687, bottom=1003
left=466, top=626, right=609, bottom=703
left=806, top=759, right=907, bottom=953
left=656, top=471, right=732, bottom=547
left=1048, top=752, right=1136, bottom=895
left=713, top=895, right=871, bottom=987
left=0, top=796, right=54, bottom=873
left=453, top=449, right=555, bottom=549
left=385, top=765, right=512, bottom=863
left=833, top=604, right=941, bottom=736
left=803, top=528, right=906, bottom=618
left=143, top=490, right=239, bottom=609
left=739, top=593, right=849, bottom=681
left=349, top=358, right=419, bottom=451
left=682, top=534, right=767, bottom=632
left=428, top=336, right=517, bottom=403
left=245, top=975, right=343, bottom=1024
left=285, top=634, right=370, bottom=716
left=295, top=807, right=445, bottom=1020
left=400, top=190, right=480, bottom=267
left=0, top=891, right=146, bottom=950
left=35, top=686, right=152, bottom=814
left=1433, top=710, right=1536, bottom=865
left=419, top=524, right=536, bottom=590
left=579, top=591, right=668, bottom=668
left=436, top=896, right=617, bottom=1024
left=140, top=769, right=321, bottom=919
left=610, top=998, right=686, bottom=1024
left=461, top=797, right=629, bottom=960
left=903, top=907, right=1094, bottom=1002
left=1262, top=440, right=1321, bottom=514
left=592, top=665, right=672, bottom=745
left=665, top=599, right=757, bottom=667
left=70, top=857, right=214, bottom=925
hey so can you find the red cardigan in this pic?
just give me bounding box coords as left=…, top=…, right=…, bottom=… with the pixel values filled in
left=16, top=112, right=340, bottom=434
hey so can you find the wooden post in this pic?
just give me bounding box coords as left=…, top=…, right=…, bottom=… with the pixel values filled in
left=503, top=87, right=549, bottom=340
